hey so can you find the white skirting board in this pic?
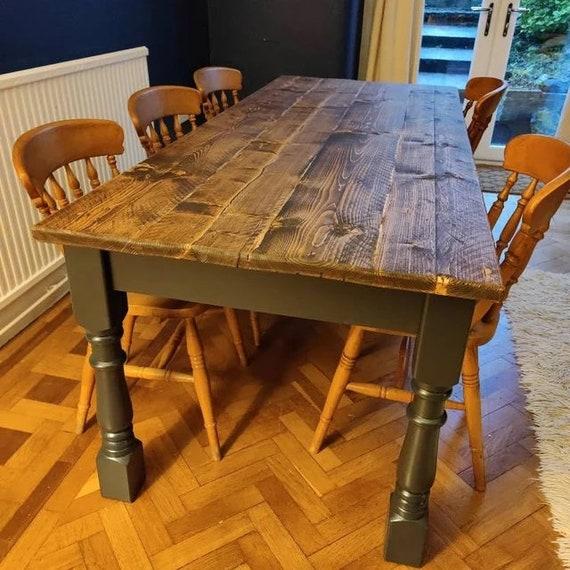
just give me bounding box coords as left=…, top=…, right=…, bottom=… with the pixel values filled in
left=0, top=259, right=68, bottom=347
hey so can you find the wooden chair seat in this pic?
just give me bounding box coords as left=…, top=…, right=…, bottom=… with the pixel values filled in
left=310, top=133, right=570, bottom=492
left=128, top=292, right=192, bottom=309
left=127, top=293, right=210, bottom=316
left=12, top=119, right=254, bottom=461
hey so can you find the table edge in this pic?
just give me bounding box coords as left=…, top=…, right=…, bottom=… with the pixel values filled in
left=34, top=228, right=505, bottom=303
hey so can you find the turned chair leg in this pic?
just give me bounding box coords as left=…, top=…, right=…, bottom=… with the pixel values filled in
left=310, top=326, right=365, bottom=454
left=249, top=311, right=261, bottom=347
left=151, top=320, right=185, bottom=368
left=122, top=314, right=136, bottom=358
left=395, top=336, right=412, bottom=389
left=462, top=345, right=486, bottom=492
left=185, top=318, right=221, bottom=461
left=76, top=345, right=96, bottom=434
left=223, top=307, right=248, bottom=367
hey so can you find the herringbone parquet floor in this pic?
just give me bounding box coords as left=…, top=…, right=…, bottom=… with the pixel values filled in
left=0, top=198, right=568, bottom=569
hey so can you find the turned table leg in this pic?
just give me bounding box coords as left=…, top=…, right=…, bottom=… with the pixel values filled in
left=64, top=247, right=145, bottom=502
left=384, top=295, right=474, bottom=567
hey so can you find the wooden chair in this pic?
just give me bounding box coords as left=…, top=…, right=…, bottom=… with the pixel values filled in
left=128, top=85, right=262, bottom=347
left=310, top=133, right=570, bottom=491
left=193, top=66, right=243, bottom=120
left=12, top=118, right=252, bottom=460
left=463, top=76, right=508, bottom=152
left=128, top=85, right=203, bottom=157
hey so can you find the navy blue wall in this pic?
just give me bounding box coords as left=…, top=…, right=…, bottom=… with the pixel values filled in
left=208, top=0, right=363, bottom=95
left=0, top=0, right=209, bottom=85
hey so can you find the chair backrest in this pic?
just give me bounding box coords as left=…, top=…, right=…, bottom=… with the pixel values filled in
left=474, top=134, right=570, bottom=323
left=463, top=76, right=508, bottom=152
left=128, top=85, right=203, bottom=157
left=193, top=66, right=243, bottom=119
left=12, top=119, right=124, bottom=219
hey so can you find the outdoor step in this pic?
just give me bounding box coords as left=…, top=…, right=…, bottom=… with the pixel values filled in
left=423, top=24, right=477, bottom=39
left=420, top=47, right=473, bottom=62
left=421, top=24, right=478, bottom=49
left=424, top=7, right=478, bottom=16
left=422, top=34, right=476, bottom=49
left=418, top=72, right=467, bottom=90
left=424, top=8, right=479, bottom=27
left=419, top=58, right=471, bottom=74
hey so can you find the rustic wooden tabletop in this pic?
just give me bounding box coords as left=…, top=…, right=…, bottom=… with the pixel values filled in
left=33, top=76, right=503, bottom=301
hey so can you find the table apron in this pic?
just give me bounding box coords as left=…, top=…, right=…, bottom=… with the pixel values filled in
left=107, top=251, right=427, bottom=335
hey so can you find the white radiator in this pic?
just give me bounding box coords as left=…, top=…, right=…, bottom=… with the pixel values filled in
left=0, top=47, right=149, bottom=346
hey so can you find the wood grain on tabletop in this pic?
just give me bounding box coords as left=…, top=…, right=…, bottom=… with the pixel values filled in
left=32, top=76, right=503, bottom=301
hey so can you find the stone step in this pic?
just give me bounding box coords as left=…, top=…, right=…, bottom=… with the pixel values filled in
left=422, top=30, right=477, bottom=49
left=420, top=47, right=473, bottom=62
left=424, top=6, right=474, bottom=15
left=419, top=58, right=471, bottom=75
left=418, top=72, right=468, bottom=90
left=419, top=46, right=473, bottom=73
left=424, top=7, right=479, bottom=27
left=423, top=24, right=477, bottom=39
left=424, top=7, right=478, bottom=16
left=422, top=24, right=477, bottom=50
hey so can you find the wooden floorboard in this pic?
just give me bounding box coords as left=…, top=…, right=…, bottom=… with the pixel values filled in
left=0, top=198, right=567, bottom=569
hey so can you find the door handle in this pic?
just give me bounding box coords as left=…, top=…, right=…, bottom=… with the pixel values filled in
left=503, top=3, right=528, bottom=36
left=471, top=3, right=494, bottom=37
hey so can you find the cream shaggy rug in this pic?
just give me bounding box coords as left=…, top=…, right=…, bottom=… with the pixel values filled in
left=505, top=269, right=570, bottom=566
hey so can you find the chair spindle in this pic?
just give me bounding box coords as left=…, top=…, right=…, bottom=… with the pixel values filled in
left=64, top=164, right=83, bottom=199
left=488, top=171, right=518, bottom=229
left=495, top=178, right=538, bottom=258
left=48, top=174, right=69, bottom=210
left=149, top=125, right=162, bottom=153
left=40, top=189, right=56, bottom=217
left=106, top=155, right=120, bottom=178
left=159, top=118, right=171, bottom=145
left=173, top=115, right=183, bottom=139
left=84, top=158, right=101, bottom=189
left=210, top=93, right=221, bottom=116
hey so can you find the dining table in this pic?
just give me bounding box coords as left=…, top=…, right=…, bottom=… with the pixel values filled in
left=32, top=75, right=504, bottom=567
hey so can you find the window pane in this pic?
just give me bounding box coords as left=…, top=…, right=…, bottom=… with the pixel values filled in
left=491, top=0, right=570, bottom=145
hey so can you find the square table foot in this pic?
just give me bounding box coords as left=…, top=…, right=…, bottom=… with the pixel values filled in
left=96, top=439, right=145, bottom=502
left=384, top=492, right=428, bottom=567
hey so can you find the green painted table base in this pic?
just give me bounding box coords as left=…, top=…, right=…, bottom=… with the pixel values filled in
left=64, top=246, right=474, bottom=566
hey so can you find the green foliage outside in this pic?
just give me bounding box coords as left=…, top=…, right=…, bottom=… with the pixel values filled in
left=518, top=0, right=570, bottom=39
left=506, top=0, right=570, bottom=90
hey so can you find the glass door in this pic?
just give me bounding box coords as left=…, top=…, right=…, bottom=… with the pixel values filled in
left=475, top=0, right=570, bottom=161
left=418, top=0, right=570, bottom=163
